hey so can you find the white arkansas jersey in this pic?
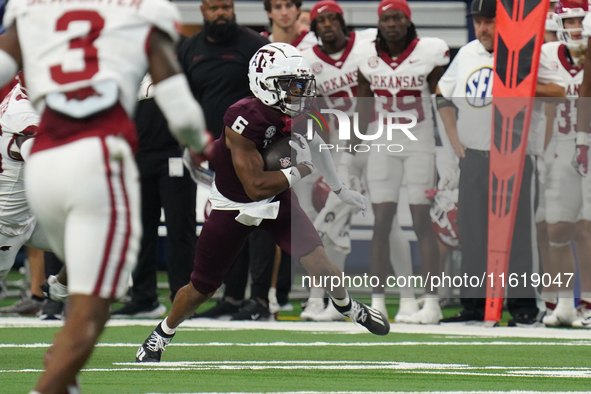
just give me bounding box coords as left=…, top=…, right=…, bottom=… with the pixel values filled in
left=0, top=84, right=39, bottom=229
left=543, top=41, right=584, bottom=141
left=358, top=37, right=450, bottom=152
left=3, top=0, right=180, bottom=116
left=301, top=29, right=376, bottom=117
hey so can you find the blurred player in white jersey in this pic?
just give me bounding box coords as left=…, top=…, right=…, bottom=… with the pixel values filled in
left=0, top=80, right=53, bottom=302
left=543, top=0, right=591, bottom=328
left=356, top=0, right=450, bottom=324
left=299, top=0, right=415, bottom=322
left=0, top=0, right=209, bottom=392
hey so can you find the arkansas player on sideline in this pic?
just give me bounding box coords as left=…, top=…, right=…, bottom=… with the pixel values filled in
left=136, top=43, right=390, bottom=364
left=299, top=0, right=415, bottom=323
left=544, top=0, right=591, bottom=328
left=0, top=80, right=54, bottom=295
left=356, top=0, right=450, bottom=324
left=0, top=0, right=209, bottom=392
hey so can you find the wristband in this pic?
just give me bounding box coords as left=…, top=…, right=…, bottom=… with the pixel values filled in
left=436, top=94, right=455, bottom=110
left=300, top=160, right=314, bottom=172
left=575, top=131, right=589, bottom=146
left=280, top=167, right=302, bottom=188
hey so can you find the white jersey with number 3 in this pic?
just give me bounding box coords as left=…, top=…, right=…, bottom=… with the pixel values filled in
left=3, top=0, right=180, bottom=116
left=358, top=37, right=450, bottom=152
left=542, top=41, right=584, bottom=141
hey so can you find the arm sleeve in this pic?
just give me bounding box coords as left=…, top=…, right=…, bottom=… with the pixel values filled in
left=437, top=51, right=460, bottom=98
left=307, top=132, right=342, bottom=191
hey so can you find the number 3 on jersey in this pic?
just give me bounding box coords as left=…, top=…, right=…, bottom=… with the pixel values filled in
left=50, top=11, right=105, bottom=85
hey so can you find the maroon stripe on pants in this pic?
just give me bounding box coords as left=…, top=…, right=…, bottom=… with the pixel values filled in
left=93, top=138, right=118, bottom=296
left=109, top=158, right=132, bottom=299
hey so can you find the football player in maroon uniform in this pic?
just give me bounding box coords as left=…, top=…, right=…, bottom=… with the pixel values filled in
left=137, top=43, right=391, bottom=362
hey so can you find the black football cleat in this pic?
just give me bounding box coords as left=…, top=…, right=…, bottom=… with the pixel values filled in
left=136, top=323, right=175, bottom=362
left=338, top=299, right=390, bottom=336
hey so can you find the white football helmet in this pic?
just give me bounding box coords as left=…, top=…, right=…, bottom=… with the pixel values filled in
left=429, top=189, right=460, bottom=249
left=249, top=43, right=316, bottom=116
left=553, top=0, right=589, bottom=49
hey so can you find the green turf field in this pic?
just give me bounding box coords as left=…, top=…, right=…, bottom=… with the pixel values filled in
left=1, top=319, right=590, bottom=394
left=2, top=272, right=590, bottom=393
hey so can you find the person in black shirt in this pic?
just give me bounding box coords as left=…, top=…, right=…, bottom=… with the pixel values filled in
left=112, top=73, right=198, bottom=318
left=177, top=0, right=269, bottom=139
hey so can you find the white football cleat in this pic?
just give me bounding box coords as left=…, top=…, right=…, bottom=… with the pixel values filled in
left=406, top=297, right=442, bottom=324
left=572, top=304, right=591, bottom=328
left=543, top=306, right=577, bottom=327
left=394, top=297, right=419, bottom=323
left=300, top=298, right=325, bottom=321
left=312, top=301, right=346, bottom=322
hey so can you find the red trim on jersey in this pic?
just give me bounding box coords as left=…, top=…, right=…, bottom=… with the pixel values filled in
left=20, top=125, right=39, bottom=136
left=31, top=103, right=138, bottom=155
left=312, top=32, right=356, bottom=69
left=109, top=162, right=132, bottom=299
left=378, top=38, right=419, bottom=71
left=93, top=138, right=118, bottom=297
left=558, top=43, right=583, bottom=75
left=292, top=30, right=309, bottom=47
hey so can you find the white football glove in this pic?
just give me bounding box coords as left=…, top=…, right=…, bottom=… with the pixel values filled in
left=437, top=167, right=460, bottom=190
left=335, top=186, right=367, bottom=216
left=42, top=275, right=68, bottom=303
left=289, top=133, right=314, bottom=171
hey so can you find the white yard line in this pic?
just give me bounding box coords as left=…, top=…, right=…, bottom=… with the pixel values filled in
left=0, top=317, right=590, bottom=339
left=1, top=340, right=590, bottom=349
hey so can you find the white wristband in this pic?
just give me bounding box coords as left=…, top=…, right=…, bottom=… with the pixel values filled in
left=575, top=131, right=589, bottom=146
left=280, top=167, right=302, bottom=188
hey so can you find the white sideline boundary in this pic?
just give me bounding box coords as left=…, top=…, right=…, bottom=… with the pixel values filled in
left=0, top=317, right=590, bottom=340
left=139, top=392, right=591, bottom=394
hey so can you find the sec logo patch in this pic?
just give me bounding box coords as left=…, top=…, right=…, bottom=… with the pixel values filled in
left=312, top=62, right=323, bottom=74
left=465, top=67, right=493, bottom=108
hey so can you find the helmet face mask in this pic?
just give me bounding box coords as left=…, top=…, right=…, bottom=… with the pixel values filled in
left=249, top=43, right=317, bottom=116
left=553, top=0, right=588, bottom=49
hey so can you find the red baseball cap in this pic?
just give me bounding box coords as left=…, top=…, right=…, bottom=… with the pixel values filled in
left=310, top=0, right=344, bottom=21
left=378, top=0, right=412, bottom=19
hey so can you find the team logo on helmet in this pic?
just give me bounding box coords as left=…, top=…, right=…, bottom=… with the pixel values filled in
left=248, top=43, right=316, bottom=116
